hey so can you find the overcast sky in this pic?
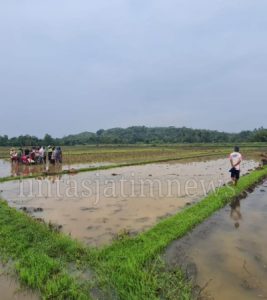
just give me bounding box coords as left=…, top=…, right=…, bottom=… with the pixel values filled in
left=0, top=0, right=266, bottom=137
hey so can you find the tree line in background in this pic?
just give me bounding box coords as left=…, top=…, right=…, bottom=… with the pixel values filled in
left=0, top=126, right=267, bottom=146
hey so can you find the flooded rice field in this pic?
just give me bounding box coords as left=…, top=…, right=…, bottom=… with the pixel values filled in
left=0, top=158, right=258, bottom=246
left=0, top=159, right=114, bottom=178
left=0, top=265, right=37, bottom=300
left=0, top=159, right=12, bottom=178
left=164, top=182, right=267, bottom=300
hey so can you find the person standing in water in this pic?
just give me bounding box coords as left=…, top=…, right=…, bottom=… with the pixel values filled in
left=229, top=146, right=242, bottom=186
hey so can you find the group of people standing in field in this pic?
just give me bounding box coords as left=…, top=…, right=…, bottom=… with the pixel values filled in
left=10, top=146, right=63, bottom=165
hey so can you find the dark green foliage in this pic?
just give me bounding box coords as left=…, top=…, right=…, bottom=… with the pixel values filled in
left=251, top=128, right=267, bottom=142
left=0, top=126, right=266, bottom=146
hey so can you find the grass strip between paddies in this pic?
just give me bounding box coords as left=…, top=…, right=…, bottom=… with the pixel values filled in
left=0, top=151, right=228, bottom=184
left=0, top=167, right=267, bottom=299
left=94, top=166, right=267, bottom=299
left=0, top=201, right=98, bottom=299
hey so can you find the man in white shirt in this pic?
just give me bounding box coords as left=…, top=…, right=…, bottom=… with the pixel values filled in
left=38, top=146, right=45, bottom=163
left=229, top=146, right=242, bottom=186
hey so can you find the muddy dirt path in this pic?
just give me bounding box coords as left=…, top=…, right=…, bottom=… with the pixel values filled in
left=164, top=182, right=267, bottom=300
left=0, top=158, right=258, bottom=246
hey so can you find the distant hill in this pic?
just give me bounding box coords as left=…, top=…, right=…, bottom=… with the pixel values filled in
left=61, top=131, right=96, bottom=145
left=0, top=126, right=266, bottom=146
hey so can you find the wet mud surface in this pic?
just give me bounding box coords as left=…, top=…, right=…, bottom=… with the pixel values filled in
left=0, top=159, right=114, bottom=178
left=0, top=265, right=38, bottom=300
left=0, top=158, right=258, bottom=246
left=164, top=182, right=267, bottom=300
left=0, top=159, right=11, bottom=178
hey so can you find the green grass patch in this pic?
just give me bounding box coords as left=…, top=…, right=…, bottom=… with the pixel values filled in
left=0, top=201, right=95, bottom=299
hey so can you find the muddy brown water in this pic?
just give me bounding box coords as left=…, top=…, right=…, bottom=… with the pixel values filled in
left=0, top=159, right=114, bottom=178
left=0, top=158, right=258, bottom=247
left=0, top=159, right=11, bottom=178
left=164, top=182, right=267, bottom=300
left=0, top=153, right=260, bottom=178
left=0, top=265, right=38, bottom=300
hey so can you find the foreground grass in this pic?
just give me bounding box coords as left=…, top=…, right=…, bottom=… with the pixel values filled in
left=0, top=167, right=267, bottom=299
left=0, top=202, right=97, bottom=299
